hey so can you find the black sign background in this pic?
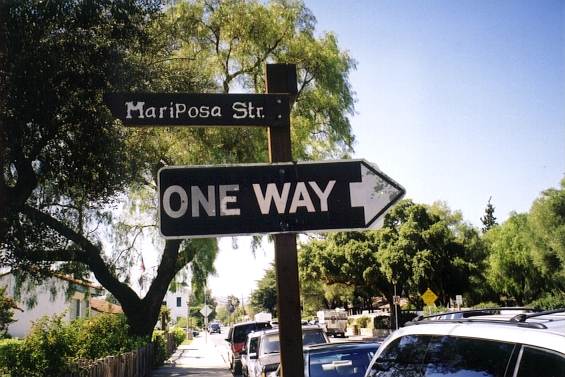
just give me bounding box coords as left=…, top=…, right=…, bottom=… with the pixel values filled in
left=104, top=93, right=290, bottom=127
left=158, top=161, right=372, bottom=238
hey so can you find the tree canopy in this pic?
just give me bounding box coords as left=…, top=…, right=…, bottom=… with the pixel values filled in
left=1, top=0, right=357, bottom=337
left=298, top=199, right=487, bottom=325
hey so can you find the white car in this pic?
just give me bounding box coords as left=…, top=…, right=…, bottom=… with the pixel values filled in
left=365, top=308, right=565, bottom=377
left=241, top=331, right=264, bottom=377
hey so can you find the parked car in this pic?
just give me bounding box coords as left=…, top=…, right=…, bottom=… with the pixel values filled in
left=208, top=322, right=221, bottom=334
left=364, top=308, right=565, bottom=377
left=241, top=330, right=264, bottom=377
left=270, top=341, right=380, bottom=377
left=251, top=326, right=330, bottom=377
left=226, top=321, right=272, bottom=375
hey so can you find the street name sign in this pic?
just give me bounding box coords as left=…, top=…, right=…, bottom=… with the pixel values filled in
left=104, top=93, right=290, bottom=127
left=158, top=159, right=405, bottom=239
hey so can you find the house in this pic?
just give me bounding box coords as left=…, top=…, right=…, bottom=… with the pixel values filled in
left=163, top=286, right=190, bottom=325
left=0, top=272, right=105, bottom=338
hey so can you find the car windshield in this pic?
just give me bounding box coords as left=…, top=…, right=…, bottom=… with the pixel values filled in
left=233, top=322, right=272, bottom=343
left=308, top=347, right=377, bottom=377
left=303, top=330, right=327, bottom=345
left=261, top=334, right=281, bottom=354
left=367, top=335, right=515, bottom=377
left=234, top=324, right=256, bottom=343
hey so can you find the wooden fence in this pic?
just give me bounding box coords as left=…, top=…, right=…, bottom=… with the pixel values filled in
left=66, top=333, right=176, bottom=377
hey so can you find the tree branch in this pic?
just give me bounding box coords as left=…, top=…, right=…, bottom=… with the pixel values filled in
left=21, top=204, right=141, bottom=306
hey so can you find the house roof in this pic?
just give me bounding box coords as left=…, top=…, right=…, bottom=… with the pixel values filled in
left=90, top=298, right=123, bottom=314
left=0, top=270, right=103, bottom=291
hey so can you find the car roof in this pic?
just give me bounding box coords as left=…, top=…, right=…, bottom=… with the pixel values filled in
left=304, top=341, right=380, bottom=353
left=255, top=325, right=325, bottom=335
left=232, top=320, right=271, bottom=327
left=393, top=308, right=565, bottom=353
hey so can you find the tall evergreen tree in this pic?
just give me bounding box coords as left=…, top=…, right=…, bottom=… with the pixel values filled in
left=481, top=196, right=498, bottom=233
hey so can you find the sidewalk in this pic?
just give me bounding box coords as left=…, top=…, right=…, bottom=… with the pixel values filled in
left=152, top=335, right=232, bottom=376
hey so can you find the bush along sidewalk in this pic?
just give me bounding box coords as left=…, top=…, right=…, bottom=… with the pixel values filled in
left=0, top=313, right=186, bottom=377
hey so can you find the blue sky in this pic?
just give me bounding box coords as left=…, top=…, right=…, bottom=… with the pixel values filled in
left=306, top=0, right=564, bottom=225
left=210, top=0, right=565, bottom=298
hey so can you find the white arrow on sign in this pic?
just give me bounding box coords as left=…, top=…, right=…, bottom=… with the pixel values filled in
left=349, top=162, right=405, bottom=228
left=200, top=305, right=213, bottom=318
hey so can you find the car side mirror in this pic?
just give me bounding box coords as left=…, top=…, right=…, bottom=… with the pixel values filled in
left=249, top=352, right=258, bottom=360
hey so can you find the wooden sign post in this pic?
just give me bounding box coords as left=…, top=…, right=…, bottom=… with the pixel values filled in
left=266, top=64, right=304, bottom=377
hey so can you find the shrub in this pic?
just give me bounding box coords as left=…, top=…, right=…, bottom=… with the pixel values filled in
left=1, top=313, right=151, bottom=376
left=0, top=287, right=16, bottom=339
left=373, top=316, right=390, bottom=330
left=0, top=338, right=23, bottom=375
left=20, top=314, right=76, bottom=376
left=528, top=294, right=565, bottom=310
left=152, top=330, right=168, bottom=367
left=72, top=314, right=147, bottom=360
left=472, top=302, right=500, bottom=309
left=176, top=316, right=188, bottom=329
left=170, top=327, right=186, bottom=346
left=355, top=316, right=371, bottom=328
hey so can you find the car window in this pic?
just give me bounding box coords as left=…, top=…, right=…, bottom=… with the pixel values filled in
left=261, top=334, right=281, bottom=355
left=367, top=335, right=515, bottom=377
left=234, top=324, right=255, bottom=343
left=516, top=346, right=565, bottom=377
left=309, top=347, right=377, bottom=377
left=303, top=330, right=328, bottom=345
left=249, top=337, right=259, bottom=354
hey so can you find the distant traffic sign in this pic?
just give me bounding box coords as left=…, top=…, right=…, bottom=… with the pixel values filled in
left=104, top=93, right=290, bottom=127
left=422, top=288, right=438, bottom=306
left=158, top=160, right=405, bottom=239
left=200, top=305, right=213, bottom=318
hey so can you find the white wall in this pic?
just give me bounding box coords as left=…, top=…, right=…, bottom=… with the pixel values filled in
left=164, top=287, right=190, bottom=324
left=0, top=274, right=94, bottom=338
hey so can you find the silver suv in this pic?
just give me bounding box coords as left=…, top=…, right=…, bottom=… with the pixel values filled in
left=248, top=326, right=330, bottom=377
left=365, top=308, right=565, bottom=377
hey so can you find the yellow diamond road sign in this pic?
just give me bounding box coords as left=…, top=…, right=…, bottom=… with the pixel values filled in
left=422, top=288, right=438, bottom=306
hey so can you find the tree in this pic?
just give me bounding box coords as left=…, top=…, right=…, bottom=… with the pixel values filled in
left=528, top=177, right=565, bottom=288
left=376, top=200, right=487, bottom=308
left=1, top=0, right=356, bottom=337
left=298, top=200, right=488, bottom=327
left=168, top=0, right=356, bottom=160
left=299, top=232, right=381, bottom=311
left=484, top=213, right=545, bottom=305
left=480, top=196, right=498, bottom=233
left=0, top=287, right=18, bottom=338
left=250, top=266, right=278, bottom=316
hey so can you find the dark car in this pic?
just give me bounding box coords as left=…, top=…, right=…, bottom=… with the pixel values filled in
left=253, top=326, right=330, bottom=377
left=303, top=342, right=379, bottom=377
left=208, top=322, right=221, bottom=334
left=226, top=321, right=272, bottom=375
left=272, top=341, right=379, bottom=377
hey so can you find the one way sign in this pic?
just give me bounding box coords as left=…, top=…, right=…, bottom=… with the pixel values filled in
left=158, top=160, right=405, bottom=239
